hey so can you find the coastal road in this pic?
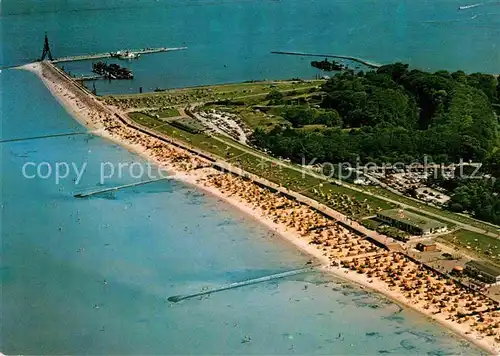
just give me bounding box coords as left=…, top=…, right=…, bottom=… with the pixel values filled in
left=45, top=59, right=500, bottom=241
left=114, top=80, right=500, bottom=240
left=212, top=156, right=400, bottom=249
left=210, top=135, right=500, bottom=240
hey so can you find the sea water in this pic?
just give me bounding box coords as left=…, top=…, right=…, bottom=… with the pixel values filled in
left=2, top=0, right=499, bottom=93
left=1, top=0, right=496, bottom=354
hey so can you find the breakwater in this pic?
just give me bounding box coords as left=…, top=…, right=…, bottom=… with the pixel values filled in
left=271, top=51, right=382, bottom=68
left=0, top=132, right=87, bottom=144
left=167, top=265, right=318, bottom=302
left=74, top=177, right=171, bottom=198
left=52, top=47, right=187, bottom=64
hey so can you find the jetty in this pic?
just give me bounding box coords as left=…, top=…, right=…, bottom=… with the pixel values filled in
left=73, top=75, right=104, bottom=81
left=167, top=266, right=318, bottom=303
left=52, top=46, right=188, bottom=64
left=0, top=132, right=87, bottom=144
left=74, top=177, right=171, bottom=198
left=271, top=51, right=382, bottom=68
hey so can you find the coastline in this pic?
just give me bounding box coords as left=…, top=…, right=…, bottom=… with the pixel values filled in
left=21, top=62, right=500, bottom=355
left=25, top=64, right=103, bottom=132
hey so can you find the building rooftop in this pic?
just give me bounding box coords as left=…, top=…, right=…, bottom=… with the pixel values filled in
left=377, top=209, right=447, bottom=231
left=417, top=240, right=437, bottom=246
left=465, top=260, right=500, bottom=277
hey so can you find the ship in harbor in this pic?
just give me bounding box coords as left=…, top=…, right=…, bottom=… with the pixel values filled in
left=110, top=50, right=141, bottom=60
left=311, top=58, right=347, bottom=71
left=92, top=61, right=133, bottom=79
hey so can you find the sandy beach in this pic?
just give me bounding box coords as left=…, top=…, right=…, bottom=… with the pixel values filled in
left=21, top=61, right=500, bottom=355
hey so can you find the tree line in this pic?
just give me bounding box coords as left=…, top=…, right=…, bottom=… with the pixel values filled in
left=250, top=63, right=500, bottom=224
left=251, top=63, right=499, bottom=165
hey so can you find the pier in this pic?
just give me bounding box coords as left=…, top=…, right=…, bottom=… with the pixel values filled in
left=52, top=46, right=187, bottom=63
left=73, top=75, right=104, bottom=81
left=167, top=266, right=318, bottom=303
left=74, top=177, right=172, bottom=198
left=271, top=51, right=382, bottom=68
left=0, top=132, right=87, bottom=144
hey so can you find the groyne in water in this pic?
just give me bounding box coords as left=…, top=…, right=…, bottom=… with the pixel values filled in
left=74, top=177, right=171, bottom=198
left=168, top=265, right=318, bottom=302
left=271, top=51, right=382, bottom=68
left=0, top=132, right=87, bottom=144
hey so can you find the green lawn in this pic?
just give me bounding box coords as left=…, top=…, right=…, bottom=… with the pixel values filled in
left=128, top=112, right=164, bottom=128
left=124, top=80, right=500, bottom=244
left=297, top=124, right=328, bottom=132
left=151, top=108, right=180, bottom=118
left=127, top=114, right=391, bottom=217
left=360, top=218, right=383, bottom=230
left=440, top=229, right=500, bottom=265
left=105, top=80, right=325, bottom=109
left=205, top=105, right=288, bottom=130
left=169, top=117, right=205, bottom=134
left=127, top=108, right=500, bottom=261
left=363, top=186, right=499, bottom=234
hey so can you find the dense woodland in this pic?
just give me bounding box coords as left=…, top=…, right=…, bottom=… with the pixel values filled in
left=252, top=63, right=499, bottom=164
left=249, top=63, right=500, bottom=224
left=447, top=179, right=500, bottom=225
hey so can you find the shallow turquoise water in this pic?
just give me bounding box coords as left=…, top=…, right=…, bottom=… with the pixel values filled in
left=1, top=1, right=496, bottom=354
